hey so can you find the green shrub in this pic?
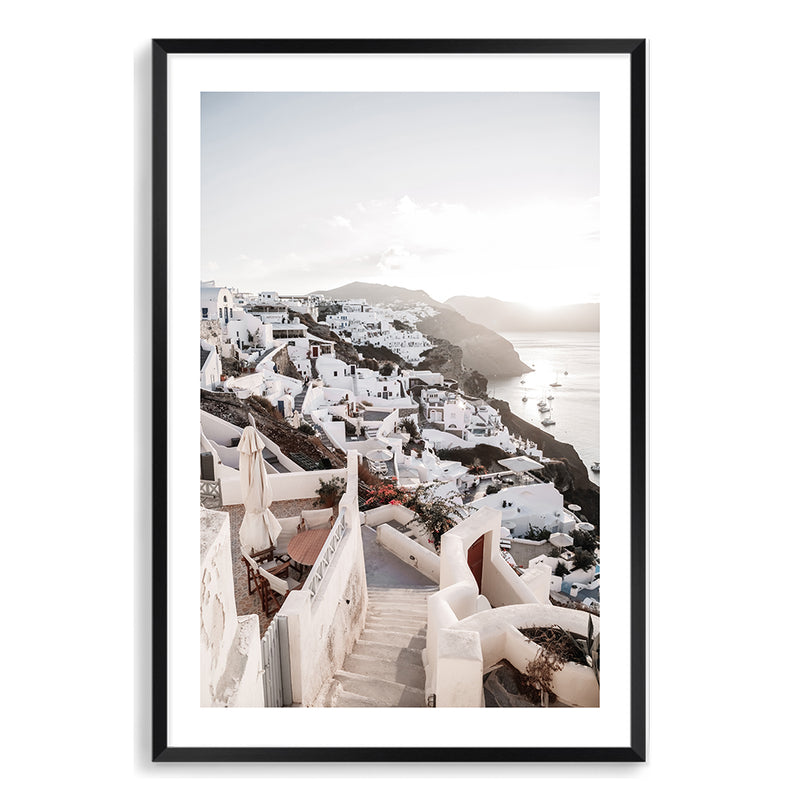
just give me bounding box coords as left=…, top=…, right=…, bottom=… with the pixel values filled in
left=572, top=548, right=597, bottom=571
left=525, top=524, right=548, bottom=541
left=408, top=483, right=467, bottom=548
left=572, top=528, right=599, bottom=553
left=315, top=476, right=347, bottom=508
left=400, top=417, right=420, bottom=438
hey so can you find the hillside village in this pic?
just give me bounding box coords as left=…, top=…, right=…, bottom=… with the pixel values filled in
left=200, top=281, right=601, bottom=710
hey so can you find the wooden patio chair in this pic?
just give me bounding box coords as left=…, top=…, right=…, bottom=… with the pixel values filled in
left=296, top=508, right=335, bottom=535
left=258, top=561, right=306, bottom=610
left=240, top=544, right=288, bottom=597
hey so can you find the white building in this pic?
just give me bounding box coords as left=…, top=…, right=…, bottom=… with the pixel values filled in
left=280, top=294, right=320, bottom=322
left=320, top=300, right=431, bottom=364
left=421, top=388, right=472, bottom=437
left=200, top=339, right=222, bottom=390
left=201, top=282, right=236, bottom=328
left=271, top=321, right=336, bottom=378
left=226, top=308, right=274, bottom=353
left=469, top=482, right=576, bottom=538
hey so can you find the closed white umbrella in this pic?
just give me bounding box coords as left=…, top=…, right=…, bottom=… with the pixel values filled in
left=237, top=426, right=282, bottom=553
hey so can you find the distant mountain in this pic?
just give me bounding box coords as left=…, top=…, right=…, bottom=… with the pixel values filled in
left=445, top=296, right=600, bottom=332
left=316, top=282, right=528, bottom=377
left=314, top=281, right=447, bottom=309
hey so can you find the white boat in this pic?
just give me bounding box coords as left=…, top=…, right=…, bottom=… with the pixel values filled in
left=591, top=462, right=600, bottom=473
left=547, top=394, right=554, bottom=400
left=549, top=380, right=561, bottom=387
left=542, top=417, right=556, bottom=426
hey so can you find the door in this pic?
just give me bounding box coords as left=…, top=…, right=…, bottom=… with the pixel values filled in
left=467, top=535, right=484, bottom=593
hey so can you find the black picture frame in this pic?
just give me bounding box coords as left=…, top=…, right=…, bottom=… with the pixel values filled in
left=153, top=38, right=647, bottom=763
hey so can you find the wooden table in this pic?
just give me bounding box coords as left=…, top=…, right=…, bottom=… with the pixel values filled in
left=287, top=527, right=331, bottom=569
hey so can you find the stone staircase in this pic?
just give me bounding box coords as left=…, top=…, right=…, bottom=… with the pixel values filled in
left=294, top=384, right=309, bottom=414
left=314, top=586, right=436, bottom=707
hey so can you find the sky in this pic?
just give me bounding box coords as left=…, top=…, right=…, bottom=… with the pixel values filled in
left=201, top=92, right=599, bottom=307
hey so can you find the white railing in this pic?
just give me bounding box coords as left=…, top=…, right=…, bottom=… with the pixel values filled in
left=304, top=509, right=347, bottom=600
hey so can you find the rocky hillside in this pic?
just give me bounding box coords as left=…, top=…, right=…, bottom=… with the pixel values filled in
left=295, top=312, right=362, bottom=366
left=315, top=281, right=528, bottom=378
left=200, top=390, right=346, bottom=469
left=488, top=397, right=599, bottom=530
left=416, top=338, right=488, bottom=396
left=416, top=308, right=528, bottom=378
left=314, top=281, right=446, bottom=309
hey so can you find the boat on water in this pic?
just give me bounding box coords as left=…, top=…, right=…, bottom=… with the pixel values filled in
left=550, top=379, right=562, bottom=387
left=591, top=462, right=600, bottom=473
left=547, top=394, right=554, bottom=400
left=542, top=417, right=556, bottom=426
left=521, top=396, right=528, bottom=403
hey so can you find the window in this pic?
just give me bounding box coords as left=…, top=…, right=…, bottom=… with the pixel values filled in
left=202, top=307, right=208, bottom=319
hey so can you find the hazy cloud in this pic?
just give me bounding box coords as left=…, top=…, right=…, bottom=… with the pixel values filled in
left=201, top=92, right=600, bottom=305
left=329, top=215, right=353, bottom=230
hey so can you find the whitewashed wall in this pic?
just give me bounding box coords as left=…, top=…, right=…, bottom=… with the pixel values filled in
left=200, top=508, right=264, bottom=707
left=276, top=452, right=368, bottom=705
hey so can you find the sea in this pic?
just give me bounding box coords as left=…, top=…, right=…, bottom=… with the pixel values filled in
left=488, top=331, right=600, bottom=485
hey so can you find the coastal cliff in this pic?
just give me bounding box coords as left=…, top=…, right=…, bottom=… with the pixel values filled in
left=415, top=308, right=529, bottom=378
left=416, top=338, right=487, bottom=396
left=488, top=397, right=600, bottom=530
left=317, top=281, right=529, bottom=378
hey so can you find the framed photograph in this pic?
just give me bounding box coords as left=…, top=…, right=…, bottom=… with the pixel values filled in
left=153, top=39, right=646, bottom=762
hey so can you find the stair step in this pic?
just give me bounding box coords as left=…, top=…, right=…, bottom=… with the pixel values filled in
left=342, top=654, right=426, bottom=690
left=359, top=629, right=427, bottom=649
left=367, top=604, right=428, bottom=622
left=333, top=690, right=387, bottom=708
left=366, top=614, right=428, bottom=626
left=368, top=604, right=429, bottom=615
left=351, top=641, right=423, bottom=664
left=369, top=599, right=429, bottom=607
left=334, top=671, right=426, bottom=707
left=363, top=621, right=426, bottom=635
left=366, top=617, right=428, bottom=636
